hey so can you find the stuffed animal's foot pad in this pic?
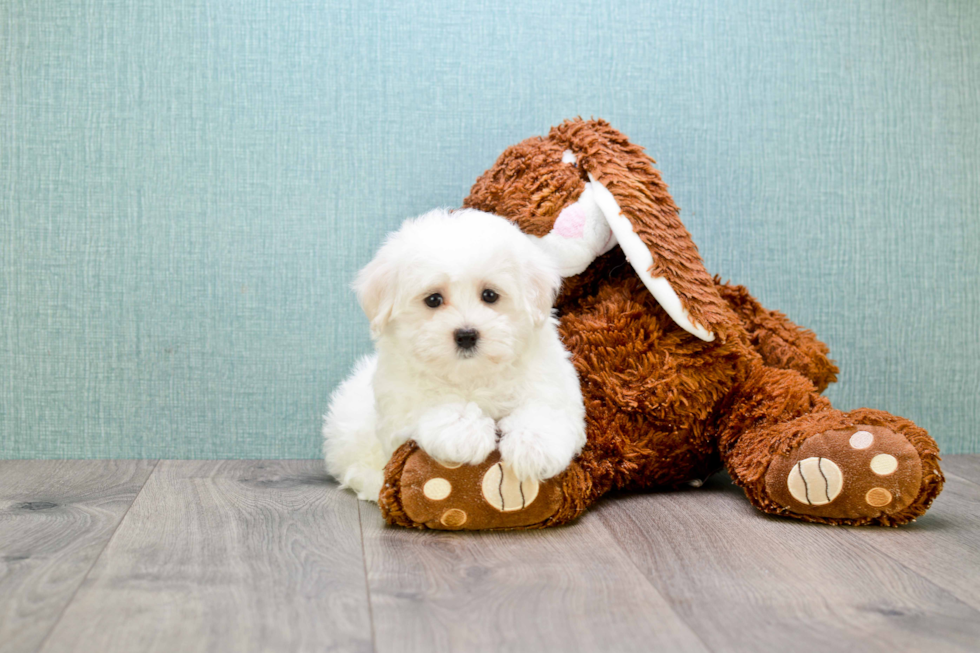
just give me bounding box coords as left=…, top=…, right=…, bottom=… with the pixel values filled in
left=397, top=448, right=562, bottom=530
left=765, top=425, right=923, bottom=520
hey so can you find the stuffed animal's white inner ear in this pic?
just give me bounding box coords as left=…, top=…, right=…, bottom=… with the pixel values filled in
left=528, top=184, right=615, bottom=277
left=531, top=184, right=616, bottom=277
left=588, top=174, right=715, bottom=342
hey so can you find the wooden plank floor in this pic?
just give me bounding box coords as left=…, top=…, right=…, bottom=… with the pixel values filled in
left=0, top=461, right=156, bottom=653
left=1, top=457, right=978, bottom=653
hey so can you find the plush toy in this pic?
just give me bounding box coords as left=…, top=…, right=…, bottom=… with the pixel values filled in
left=379, top=118, right=944, bottom=530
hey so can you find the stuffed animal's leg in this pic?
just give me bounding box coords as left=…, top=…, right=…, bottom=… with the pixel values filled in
left=378, top=441, right=596, bottom=530
left=717, top=364, right=943, bottom=526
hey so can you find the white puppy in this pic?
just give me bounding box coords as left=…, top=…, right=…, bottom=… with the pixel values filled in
left=323, top=208, right=586, bottom=501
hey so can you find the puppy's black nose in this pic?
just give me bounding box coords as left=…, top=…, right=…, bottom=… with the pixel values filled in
left=454, top=328, right=479, bottom=351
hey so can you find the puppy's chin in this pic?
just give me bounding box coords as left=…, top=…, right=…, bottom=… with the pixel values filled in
left=460, top=332, right=520, bottom=367
left=425, top=350, right=515, bottom=380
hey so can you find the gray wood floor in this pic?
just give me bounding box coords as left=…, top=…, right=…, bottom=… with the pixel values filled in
left=1, top=457, right=979, bottom=653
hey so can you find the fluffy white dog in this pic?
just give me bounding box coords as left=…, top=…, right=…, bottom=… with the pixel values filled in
left=323, top=208, right=586, bottom=501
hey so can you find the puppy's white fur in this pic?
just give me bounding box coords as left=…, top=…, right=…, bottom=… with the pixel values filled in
left=323, top=208, right=586, bottom=501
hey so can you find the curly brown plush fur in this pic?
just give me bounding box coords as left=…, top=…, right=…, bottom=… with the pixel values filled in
left=379, top=118, right=943, bottom=529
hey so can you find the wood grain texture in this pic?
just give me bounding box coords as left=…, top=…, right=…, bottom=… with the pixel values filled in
left=597, top=473, right=980, bottom=653
left=840, top=458, right=980, bottom=612
left=36, top=461, right=372, bottom=653
left=0, top=460, right=155, bottom=653
left=4, top=458, right=978, bottom=653
left=941, top=455, right=980, bottom=487
left=358, top=501, right=709, bottom=653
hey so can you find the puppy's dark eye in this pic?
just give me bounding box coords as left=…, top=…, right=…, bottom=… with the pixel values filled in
left=481, top=289, right=499, bottom=304
left=424, top=293, right=443, bottom=308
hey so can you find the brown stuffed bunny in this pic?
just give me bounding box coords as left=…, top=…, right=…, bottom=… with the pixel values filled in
left=379, top=118, right=944, bottom=530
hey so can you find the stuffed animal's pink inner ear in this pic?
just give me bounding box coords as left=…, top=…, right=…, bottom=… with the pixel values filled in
left=553, top=204, right=587, bottom=239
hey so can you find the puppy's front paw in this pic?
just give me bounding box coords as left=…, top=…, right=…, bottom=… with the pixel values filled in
left=498, top=410, right=579, bottom=482
left=415, top=402, right=496, bottom=466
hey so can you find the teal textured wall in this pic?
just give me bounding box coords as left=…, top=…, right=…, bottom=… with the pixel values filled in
left=2, top=1, right=978, bottom=458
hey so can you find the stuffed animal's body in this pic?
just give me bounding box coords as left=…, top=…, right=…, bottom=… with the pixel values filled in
left=379, top=119, right=943, bottom=530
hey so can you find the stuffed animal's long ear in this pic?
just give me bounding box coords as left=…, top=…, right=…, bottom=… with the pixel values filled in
left=551, top=119, right=731, bottom=342
left=353, top=251, right=397, bottom=339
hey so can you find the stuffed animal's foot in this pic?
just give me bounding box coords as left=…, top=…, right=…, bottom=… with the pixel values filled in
left=378, top=441, right=586, bottom=530
left=763, top=424, right=940, bottom=525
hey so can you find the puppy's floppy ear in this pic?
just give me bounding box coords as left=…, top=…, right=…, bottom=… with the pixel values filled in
left=520, top=239, right=562, bottom=326
left=353, top=247, right=397, bottom=339
left=550, top=119, right=734, bottom=342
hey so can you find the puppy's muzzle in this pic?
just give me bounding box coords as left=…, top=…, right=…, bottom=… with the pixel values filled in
left=453, top=327, right=479, bottom=352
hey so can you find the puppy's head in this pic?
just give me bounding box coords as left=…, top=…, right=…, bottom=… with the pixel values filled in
left=355, top=208, right=560, bottom=375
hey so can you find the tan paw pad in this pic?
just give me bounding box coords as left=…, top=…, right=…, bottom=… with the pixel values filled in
left=870, top=454, right=898, bottom=476
left=787, top=457, right=843, bottom=506
left=849, top=430, right=874, bottom=449
left=481, top=462, right=539, bottom=512
left=866, top=488, right=893, bottom=507
left=423, top=478, right=452, bottom=500
left=440, top=508, right=468, bottom=528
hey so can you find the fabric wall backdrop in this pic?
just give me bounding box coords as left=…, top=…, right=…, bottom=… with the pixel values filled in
left=2, top=1, right=978, bottom=458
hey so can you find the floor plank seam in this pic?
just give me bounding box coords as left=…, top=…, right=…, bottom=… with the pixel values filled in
left=944, top=471, right=980, bottom=490
left=858, top=543, right=980, bottom=617
left=838, top=503, right=980, bottom=616
left=31, top=459, right=162, bottom=653
left=357, top=500, right=379, bottom=653
left=597, top=509, right=717, bottom=653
